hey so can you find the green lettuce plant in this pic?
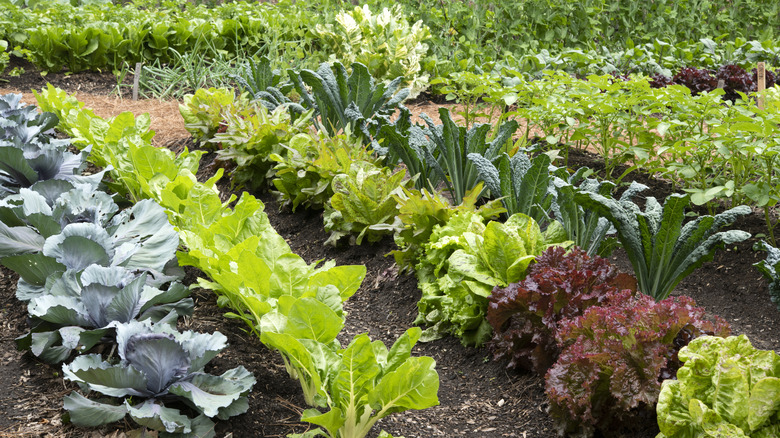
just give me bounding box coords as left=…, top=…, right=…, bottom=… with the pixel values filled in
left=178, top=87, right=239, bottom=144
left=312, top=4, right=431, bottom=98
left=415, top=212, right=569, bottom=345
left=270, top=132, right=379, bottom=212
left=657, top=335, right=780, bottom=438
left=575, top=183, right=751, bottom=300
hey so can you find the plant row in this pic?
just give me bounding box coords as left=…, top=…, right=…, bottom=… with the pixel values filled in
left=176, top=60, right=780, bottom=436
left=5, top=0, right=780, bottom=98
left=0, top=92, right=255, bottom=435
left=33, top=84, right=440, bottom=438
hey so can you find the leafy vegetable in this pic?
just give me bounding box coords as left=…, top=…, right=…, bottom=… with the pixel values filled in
left=18, top=266, right=192, bottom=363
left=575, top=183, right=751, bottom=300
left=755, top=240, right=780, bottom=312
left=487, top=246, right=636, bottom=374
left=389, top=183, right=504, bottom=271
left=179, top=87, right=239, bottom=144
left=289, top=61, right=409, bottom=143
left=271, top=132, right=379, bottom=212
left=657, top=335, right=780, bottom=438
left=211, top=103, right=313, bottom=191
left=419, top=107, right=518, bottom=205
left=312, top=4, right=431, bottom=98
left=415, top=212, right=568, bottom=345
left=323, top=161, right=410, bottom=246
left=546, top=290, right=730, bottom=438
left=62, top=319, right=255, bottom=435
left=260, top=294, right=439, bottom=438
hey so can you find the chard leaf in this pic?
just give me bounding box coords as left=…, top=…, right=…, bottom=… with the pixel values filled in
left=335, top=334, right=381, bottom=410
left=301, top=408, right=345, bottom=438
left=63, top=391, right=128, bottom=427
left=368, top=356, right=439, bottom=415
left=261, top=331, right=326, bottom=407
left=286, top=297, right=344, bottom=343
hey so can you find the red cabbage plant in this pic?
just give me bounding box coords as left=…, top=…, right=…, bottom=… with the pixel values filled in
left=486, top=246, right=636, bottom=374
left=544, top=290, right=730, bottom=438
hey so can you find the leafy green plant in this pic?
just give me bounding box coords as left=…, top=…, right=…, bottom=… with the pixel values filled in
left=289, top=61, right=409, bottom=142
left=323, top=161, right=410, bottom=246
left=260, top=295, right=439, bottom=438
left=546, top=290, right=730, bottom=438
left=312, top=4, right=431, bottom=98
left=388, top=183, right=504, bottom=271
left=62, top=319, right=255, bottom=436
left=212, top=103, right=314, bottom=191
left=575, top=183, right=751, bottom=300
left=271, top=132, right=379, bottom=212
left=656, top=335, right=780, bottom=438
left=754, top=241, right=780, bottom=313
left=419, top=107, right=518, bottom=205
left=415, top=212, right=568, bottom=345
left=487, top=246, right=636, bottom=374
left=468, top=151, right=554, bottom=225
left=179, top=87, right=239, bottom=144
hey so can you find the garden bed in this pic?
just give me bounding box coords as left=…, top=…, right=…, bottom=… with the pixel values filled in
left=0, top=64, right=778, bottom=438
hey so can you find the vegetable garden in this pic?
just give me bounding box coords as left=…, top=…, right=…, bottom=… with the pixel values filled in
left=2, top=0, right=780, bottom=437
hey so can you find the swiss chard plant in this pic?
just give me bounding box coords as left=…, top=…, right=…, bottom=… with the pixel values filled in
left=312, top=4, right=431, bottom=98
left=656, top=335, right=780, bottom=438
left=18, top=266, right=192, bottom=364
left=260, top=294, right=439, bottom=438
left=487, top=246, right=636, bottom=374
left=575, top=183, right=751, bottom=300
left=545, top=290, right=730, bottom=438
left=62, top=319, right=255, bottom=436
left=323, top=161, right=411, bottom=246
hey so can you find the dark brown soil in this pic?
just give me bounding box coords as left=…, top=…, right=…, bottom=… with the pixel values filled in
left=0, top=65, right=778, bottom=438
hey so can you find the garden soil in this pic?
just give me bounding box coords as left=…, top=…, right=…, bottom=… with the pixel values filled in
left=1, top=63, right=778, bottom=438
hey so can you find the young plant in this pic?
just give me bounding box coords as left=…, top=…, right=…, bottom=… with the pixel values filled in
left=487, top=246, right=636, bottom=374
left=260, top=295, right=439, bottom=438
left=179, top=87, right=239, bottom=144
left=271, top=132, right=379, bottom=212
left=468, top=151, right=555, bottom=225
left=415, top=212, right=569, bottom=346
left=62, top=319, right=255, bottom=435
left=575, top=183, right=751, bottom=300
left=657, top=335, right=780, bottom=438
left=546, top=290, right=730, bottom=438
